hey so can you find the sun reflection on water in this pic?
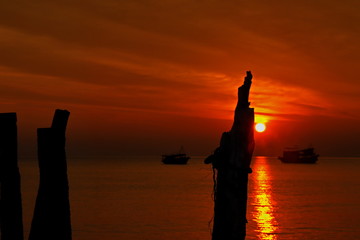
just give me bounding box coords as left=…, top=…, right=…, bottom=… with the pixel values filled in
left=252, top=157, right=278, bottom=239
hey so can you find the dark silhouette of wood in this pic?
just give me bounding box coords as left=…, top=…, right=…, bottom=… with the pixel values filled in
left=0, top=113, right=24, bottom=240
left=29, top=109, right=71, bottom=240
left=51, top=109, right=70, bottom=133
left=206, top=71, right=254, bottom=240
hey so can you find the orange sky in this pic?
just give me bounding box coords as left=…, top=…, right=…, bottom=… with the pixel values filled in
left=1, top=1, right=359, bottom=157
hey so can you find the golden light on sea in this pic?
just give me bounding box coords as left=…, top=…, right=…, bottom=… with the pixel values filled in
left=252, top=157, right=278, bottom=239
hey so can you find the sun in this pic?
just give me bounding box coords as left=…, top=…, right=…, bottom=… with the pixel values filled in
left=255, top=123, right=266, bottom=133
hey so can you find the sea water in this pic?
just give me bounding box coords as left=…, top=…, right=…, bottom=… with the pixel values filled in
left=19, top=156, right=360, bottom=240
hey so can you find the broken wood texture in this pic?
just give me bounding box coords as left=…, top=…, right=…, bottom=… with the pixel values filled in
left=0, top=113, right=24, bottom=240
left=29, top=109, right=71, bottom=240
left=208, top=71, right=255, bottom=240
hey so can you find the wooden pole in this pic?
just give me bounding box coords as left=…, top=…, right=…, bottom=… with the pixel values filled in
left=0, top=113, right=24, bottom=240
left=29, top=109, right=71, bottom=240
left=207, top=71, right=254, bottom=240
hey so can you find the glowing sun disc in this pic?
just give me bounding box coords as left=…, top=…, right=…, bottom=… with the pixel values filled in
left=255, top=123, right=266, bottom=133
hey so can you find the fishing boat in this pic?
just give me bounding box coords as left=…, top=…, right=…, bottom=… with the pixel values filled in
left=278, top=147, right=319, bottom=164
left=162, top=147, right=190, bottom=164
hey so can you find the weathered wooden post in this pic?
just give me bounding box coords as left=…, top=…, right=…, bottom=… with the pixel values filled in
left=205, top=71, right=255, bottom=240
left=29, top=109, right=71, bottom=240
left=0, top=113, right=24, bottom=240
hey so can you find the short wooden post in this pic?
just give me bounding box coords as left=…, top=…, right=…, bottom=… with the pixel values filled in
left=206, top=72, right=255, bottom=240
left=0, top=113, right=24, bottom=240
left=29, top=109, right=71, bottom=240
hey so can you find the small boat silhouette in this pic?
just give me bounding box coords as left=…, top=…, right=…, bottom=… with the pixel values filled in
left=279, top=147, right=319, bottom=163
left=162, top=146, right=190, bottom=164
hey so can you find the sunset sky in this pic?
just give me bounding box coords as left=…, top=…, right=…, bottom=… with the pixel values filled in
left=1, top=0, right=359, bottom=157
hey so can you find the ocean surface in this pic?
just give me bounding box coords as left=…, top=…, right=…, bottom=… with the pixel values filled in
left=19, top=156, right=360, bottom=240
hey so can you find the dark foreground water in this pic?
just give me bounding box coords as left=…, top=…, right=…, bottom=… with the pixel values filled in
left=20, top=156, right=360, bottom=240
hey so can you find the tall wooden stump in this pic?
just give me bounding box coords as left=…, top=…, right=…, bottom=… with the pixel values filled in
left=206, top=71, right=254, bottom=240
left=0, top=113, right=24, bottom=240
left=29, top=109, right=71, bottom=240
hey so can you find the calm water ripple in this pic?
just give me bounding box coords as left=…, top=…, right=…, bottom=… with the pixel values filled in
left=19, top=156, right=360, bottom=239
